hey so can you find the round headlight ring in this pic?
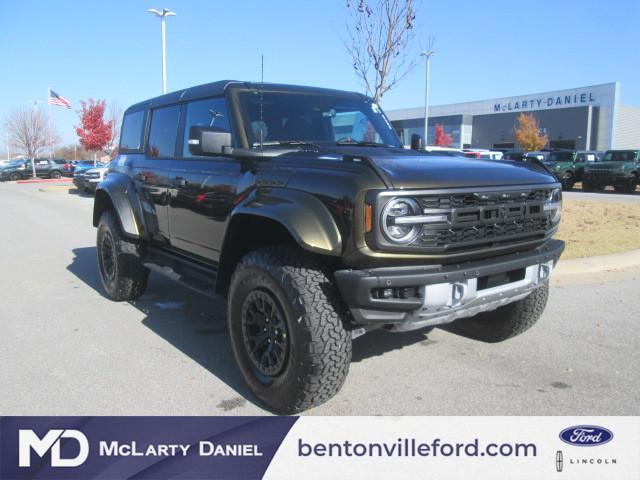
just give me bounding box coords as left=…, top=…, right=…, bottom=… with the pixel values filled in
left=381, top=197, right=421, bottom=244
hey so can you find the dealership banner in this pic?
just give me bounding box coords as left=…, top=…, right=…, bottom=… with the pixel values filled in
left=1, top=417, right=638, bottom=479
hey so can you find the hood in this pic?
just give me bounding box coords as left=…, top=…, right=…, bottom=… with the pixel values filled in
left=344, top=147, right=556, bottom=189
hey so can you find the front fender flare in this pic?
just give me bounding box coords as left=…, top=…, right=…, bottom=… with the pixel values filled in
left=232, top=188, right=342, bottom=256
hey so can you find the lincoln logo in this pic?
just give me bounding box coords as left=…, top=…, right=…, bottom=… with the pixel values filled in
left=559, top=426, right=613, bottom=447
left=18, top=429, right=89, bottom=467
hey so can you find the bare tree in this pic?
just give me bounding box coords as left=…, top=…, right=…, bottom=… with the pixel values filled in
left=5, top=106, right=59, bottom=178
left=344, top=0, right=419, bottom=102
left=105, top=102, right=122, bottom=157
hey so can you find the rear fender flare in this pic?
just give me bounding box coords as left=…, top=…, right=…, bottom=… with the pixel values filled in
left=93, top=172, right=143, bottom=238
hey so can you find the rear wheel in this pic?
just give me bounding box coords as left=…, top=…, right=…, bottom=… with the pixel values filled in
left=96, top=210, right=149, bottom=301
left=227, top=246, right=351, bottom=414
left=453, top=283, right=549, bottom=343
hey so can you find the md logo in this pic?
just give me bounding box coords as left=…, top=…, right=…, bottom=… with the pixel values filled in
left=18, top=429, right=89, bottom=467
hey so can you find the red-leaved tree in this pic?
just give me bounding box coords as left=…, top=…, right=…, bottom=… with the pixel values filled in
left=76, top=99, right=113, bottom=165
left=434, top=123, right=453, bottom=147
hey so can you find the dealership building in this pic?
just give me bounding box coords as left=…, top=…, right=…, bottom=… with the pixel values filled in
left=387, top=82, right=640, bottom=151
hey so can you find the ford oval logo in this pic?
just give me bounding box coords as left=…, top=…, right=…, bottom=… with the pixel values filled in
left=559, top=426, right=613, bottom=447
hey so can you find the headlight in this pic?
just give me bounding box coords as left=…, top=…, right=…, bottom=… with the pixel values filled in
left=544, top=188, right=562, bottom=224
left=381, top=197, right=421, bottom=243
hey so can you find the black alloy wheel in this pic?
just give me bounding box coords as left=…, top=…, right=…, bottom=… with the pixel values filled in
left=99, top=230, right=116, bottom=283
left=241, top=289, right=290, bottom=378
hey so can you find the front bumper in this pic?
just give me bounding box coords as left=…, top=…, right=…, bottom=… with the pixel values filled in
left=335, top=239, right=565, bottom=331
left=584, top=171, right=629, bottom=185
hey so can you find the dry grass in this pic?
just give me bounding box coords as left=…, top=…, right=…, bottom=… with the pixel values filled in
left=556, top=199, right=640, bottom=259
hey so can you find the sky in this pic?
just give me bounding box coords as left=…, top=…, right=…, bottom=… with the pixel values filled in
left=1, top=0, right=639, bottom=147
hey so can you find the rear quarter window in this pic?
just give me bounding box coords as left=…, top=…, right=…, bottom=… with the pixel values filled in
left=120, top=110, right=146, bottom=152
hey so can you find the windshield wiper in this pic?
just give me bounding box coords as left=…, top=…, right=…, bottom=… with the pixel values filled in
left=335, top=139, right=391, bottom=147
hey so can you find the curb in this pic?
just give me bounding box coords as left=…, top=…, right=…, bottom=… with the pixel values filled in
left=16, top=178, right=72, bottom=184
left=555, top=249, right=640, bottom=277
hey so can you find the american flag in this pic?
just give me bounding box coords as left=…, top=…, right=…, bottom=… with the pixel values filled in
left=48, top=89, right=72, bottom=109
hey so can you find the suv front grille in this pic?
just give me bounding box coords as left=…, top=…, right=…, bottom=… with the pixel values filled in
left=376, top=186, right=556, bottom=253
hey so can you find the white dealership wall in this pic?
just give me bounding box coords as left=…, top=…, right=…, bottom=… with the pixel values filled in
left=386, top=82, right=638, bottom=150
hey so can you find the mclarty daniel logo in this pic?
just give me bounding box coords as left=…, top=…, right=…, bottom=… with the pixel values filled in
left=19, top=429, right=89, bottom=467
left=17, top=428, right=265, bottom=469
left=559, top=426, right=613, bottom=447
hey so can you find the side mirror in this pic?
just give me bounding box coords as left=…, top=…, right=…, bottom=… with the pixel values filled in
left=188, top=126, right=232, bottom=156
left=410, top=134, right=423, bottom=151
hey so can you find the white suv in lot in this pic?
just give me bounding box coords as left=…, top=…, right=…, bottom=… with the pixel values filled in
left=463, top=149, right=503, bottom=160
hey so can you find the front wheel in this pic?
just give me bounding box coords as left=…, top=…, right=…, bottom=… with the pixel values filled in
left=560, top=171, right=575, bottom=190
left=453, top=283, right=549, bottom=343
left=227, top=246, right=351, bottom=414
left=9, top=172, right=20, bottom=181
left=50, top=170, right=62, bottom=179
left=623, top=176, right=638, bottom=194
left=96, top=210, right=149, bottom=301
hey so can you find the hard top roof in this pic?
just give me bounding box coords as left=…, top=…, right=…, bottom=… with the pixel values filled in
left=124, top=80, right=366, bottom=114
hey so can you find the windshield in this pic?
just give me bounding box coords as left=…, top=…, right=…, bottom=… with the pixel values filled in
left=4, top=159, right=27, bottom=167
left=602, top=150, right=637, bottom=162
left=237, top=90, right=402, bottom=149
left=548, top=152, right=574, bottom=162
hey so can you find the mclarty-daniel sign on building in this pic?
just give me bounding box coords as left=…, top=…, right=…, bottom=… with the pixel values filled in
left=388, top=82, right=640, bottom=151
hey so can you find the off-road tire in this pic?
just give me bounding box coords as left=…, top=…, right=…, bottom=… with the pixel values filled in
left=227, top=246, right=351, bottom=414
left=623, top=175, right=638, bottom=194
left=560, top=171, right=575, bottom=190
left=9, top=172, right=20, bottom=181
left=453, top=283, right=549, bottom=343
left=96, top=210, right=149, bottom=301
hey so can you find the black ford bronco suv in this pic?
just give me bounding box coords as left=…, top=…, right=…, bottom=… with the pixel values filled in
left=93, top=81, right=564, bottom=413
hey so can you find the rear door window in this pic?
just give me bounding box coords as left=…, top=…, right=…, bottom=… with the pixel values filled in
left=148, top=105, right=181, bottom=159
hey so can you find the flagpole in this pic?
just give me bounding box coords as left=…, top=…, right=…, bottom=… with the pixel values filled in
left=48, top=86, right=53, bottom=159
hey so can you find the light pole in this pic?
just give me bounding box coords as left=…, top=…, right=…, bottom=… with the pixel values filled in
left=148, top=8, right=176, bottom=94
left=420, top=49, right=435, bottom=146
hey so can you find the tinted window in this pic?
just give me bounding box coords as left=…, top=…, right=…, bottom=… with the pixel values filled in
left=548, top=151, right=574, bottom=162
left=602, top=150, right=638, bottom=162
left=183, top=97, right=231, bottom=158
left=120, top=110, right=145, bottom=151
left=148, top=105, right=180, bottom=158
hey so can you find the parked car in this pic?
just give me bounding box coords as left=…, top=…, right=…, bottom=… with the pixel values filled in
left=502, top=150, right=527, bottom=161
left=423, top=146, right=466, bottom=157
left=0, top=158, right=67, bottom=180
left=93, top=80, right=564, bottom=414
left=73, top=161, right=107, bottom=191
left=582, top=149, right=639, bottom=193
left=82, top=167, right=109, bottom=193
left=463, top=149, right=503, bottom=160
left=523, top=151, right=551, bottom=162
left=543, top=150, right=600, bottom=190
left=0, top=159, right=30, bottom=181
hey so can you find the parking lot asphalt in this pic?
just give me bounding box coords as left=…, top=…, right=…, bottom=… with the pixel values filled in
left=1, top=182, right=639, bottom=416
